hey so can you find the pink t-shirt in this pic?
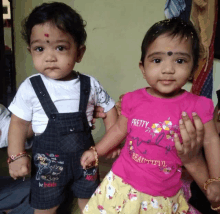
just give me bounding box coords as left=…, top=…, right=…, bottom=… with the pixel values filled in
left=112, top=88, right=214, bottom=197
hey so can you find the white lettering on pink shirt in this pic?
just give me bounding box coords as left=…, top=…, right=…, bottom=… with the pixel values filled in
left=131, top=119, right=149, bottom=128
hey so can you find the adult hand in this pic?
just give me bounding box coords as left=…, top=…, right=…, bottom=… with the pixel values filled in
left=115, top=94, right=124, bottom=116
left=174, top=112, right=204, bottom=165
left=91, top=106, right=106, bottom=129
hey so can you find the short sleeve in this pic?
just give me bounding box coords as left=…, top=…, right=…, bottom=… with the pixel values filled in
left=194, top=96, right=214, bottom=124
left=121, top=92, right=132, bottom=118
left=91, top=76, right=115, bottom=113
left=8, top=79, right=33, bottom=121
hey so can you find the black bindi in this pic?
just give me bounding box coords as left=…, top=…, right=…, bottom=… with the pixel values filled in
left=47, top=40, right=50, bottom=43
left=167, top=51, right=173, bottom=56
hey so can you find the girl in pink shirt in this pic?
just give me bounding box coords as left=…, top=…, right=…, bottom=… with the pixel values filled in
left=81, top=18, right=220, bottom=213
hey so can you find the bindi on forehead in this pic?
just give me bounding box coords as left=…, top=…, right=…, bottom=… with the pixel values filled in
left=167, top=51, right=173, bottom=56
left=44, top=34, right=49, bottom=37
left=47, top=40, right=50, bottom=43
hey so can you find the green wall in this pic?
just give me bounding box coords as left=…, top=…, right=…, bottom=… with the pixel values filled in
left=12, top=0, right=220, bottom=140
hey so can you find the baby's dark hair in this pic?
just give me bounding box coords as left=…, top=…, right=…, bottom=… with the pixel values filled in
left=22, top=2, right=87, bottom=47
left=141, top=18, right=200, bottom=72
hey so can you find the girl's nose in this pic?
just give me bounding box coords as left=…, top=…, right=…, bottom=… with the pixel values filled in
left=162, top=61, right=175, bottom=74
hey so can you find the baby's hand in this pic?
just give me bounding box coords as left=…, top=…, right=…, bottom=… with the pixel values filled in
left=105, top=146, right=121, bottom=159
left=81, top=150, right=96, bottom=169
left=206, top=182, right=220, bottom=203
left=9, top=156, right=31, bottom=180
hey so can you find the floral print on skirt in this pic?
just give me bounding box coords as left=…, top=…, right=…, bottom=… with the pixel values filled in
left=83, top=170, right=189, bottom=214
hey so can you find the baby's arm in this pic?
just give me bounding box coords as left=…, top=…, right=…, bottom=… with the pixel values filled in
left=203, top=120, right=220, bottom=202
left=81, top=114, right=127, bottom=169
left=8, top=114, right=31, bottom=180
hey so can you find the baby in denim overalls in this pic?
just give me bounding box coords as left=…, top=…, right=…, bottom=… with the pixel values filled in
left=7, top=2, right=118, bottom=214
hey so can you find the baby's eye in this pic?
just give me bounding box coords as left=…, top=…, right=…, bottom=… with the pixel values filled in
left=153, top=59, right=161, bottom=63
left=56, top=46, right=66, bottom=51
left=176, top=59, right=185, bottom=64
left=35, top=47, right=44, bottom=52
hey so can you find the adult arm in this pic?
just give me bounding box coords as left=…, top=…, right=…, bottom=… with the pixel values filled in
left=174, top=112, right=209, bottom=194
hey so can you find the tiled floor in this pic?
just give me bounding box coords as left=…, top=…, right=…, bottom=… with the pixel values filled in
left=0, top=148, right=115, bottom=213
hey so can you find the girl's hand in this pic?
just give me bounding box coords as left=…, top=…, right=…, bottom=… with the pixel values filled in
left=9, top=156, right=31, bottom=180
left=81, top=150, right=96, bottom=169
left=174, top=112, right=204, bottom=165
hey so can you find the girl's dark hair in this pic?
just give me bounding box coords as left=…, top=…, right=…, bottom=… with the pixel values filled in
left=22, top=2, right=87, bottom=47
left=141, top=18, right=200, bottom=73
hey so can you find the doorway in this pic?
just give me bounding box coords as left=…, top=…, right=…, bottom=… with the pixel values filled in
left=0, top=0, right=16, bottom=107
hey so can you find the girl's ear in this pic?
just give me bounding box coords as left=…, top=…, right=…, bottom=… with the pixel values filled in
left=77, top=45, right=86, bottom=63
left=139, top=61, right=146, bottom=79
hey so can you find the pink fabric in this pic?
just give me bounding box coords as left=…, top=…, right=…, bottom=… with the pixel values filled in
left=112, top=88, right=214, bottom=197
left=181, top=179, right=201, bottom=214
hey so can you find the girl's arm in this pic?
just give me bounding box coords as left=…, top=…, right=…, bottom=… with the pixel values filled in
left=102, top=106, right=120, bottom=159
left=103, top=106, right=118, bottom=132
left=96, top=114, right=127, bottom=156
left=81, top=114, right=127, bottom=168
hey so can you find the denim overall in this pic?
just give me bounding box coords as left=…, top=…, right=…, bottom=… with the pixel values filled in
left=29, top=74, right=99, bottom=210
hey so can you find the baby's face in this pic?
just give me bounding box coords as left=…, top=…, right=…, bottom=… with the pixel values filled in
left=28, top=22, right=85, bottom=80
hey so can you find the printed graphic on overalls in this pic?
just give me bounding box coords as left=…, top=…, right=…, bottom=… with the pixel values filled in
left=84, top=167, right=98, bottom=181
left=34, top=153, right=64, bottom=182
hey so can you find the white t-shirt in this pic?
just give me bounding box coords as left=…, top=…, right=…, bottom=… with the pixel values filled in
left=0, top=104, right=10, bottom=148
left=9, top=73, right=115, bottom=134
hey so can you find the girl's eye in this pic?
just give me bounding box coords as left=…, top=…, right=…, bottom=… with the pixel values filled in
left=57, top=46, right=65, bottom=51
left=176, top=59, right=185, bottom=64
left=153, top=59, right=161, bottom=63
left=35, top=47, right=44, bottom=52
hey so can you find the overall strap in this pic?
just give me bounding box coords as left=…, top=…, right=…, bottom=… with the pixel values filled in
left=79, top=74, right=91, bottom=112
left=30, top=76, right=58, bottom=118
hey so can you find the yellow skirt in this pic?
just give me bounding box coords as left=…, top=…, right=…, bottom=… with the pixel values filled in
left=83, top=171, right=189, bottom=214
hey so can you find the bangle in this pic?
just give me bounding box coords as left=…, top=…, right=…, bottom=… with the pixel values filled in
left=87, top=146, right=99, bottom=168
left=204, top=177, right=220, bottom=190
left=7, top=151, right=31, bottom=164
left=211, top=204, right=220, bottom=211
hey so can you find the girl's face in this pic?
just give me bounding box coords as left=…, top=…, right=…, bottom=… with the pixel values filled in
left=139, top=33, right=194, bottom=98
left=28, top=22, right=85, bottom=81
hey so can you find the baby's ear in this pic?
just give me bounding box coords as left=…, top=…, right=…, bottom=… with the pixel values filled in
left=77, top=45, right=86, bottom=63
left=27, top=46, right=31, bottom=53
